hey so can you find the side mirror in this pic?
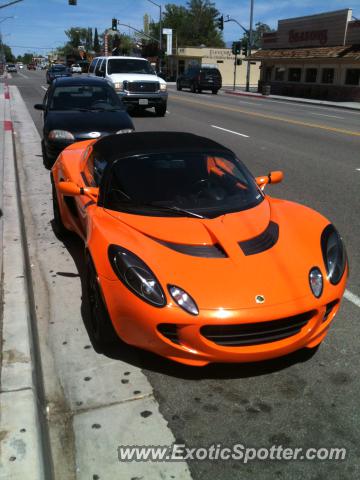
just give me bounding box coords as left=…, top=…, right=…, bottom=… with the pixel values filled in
left=34, top=104, right=45, bottom=110
left=58, top=181, right=99, bottom=199
left=256, top=171, right=284, bottom=190
left=58, top=181, right=82, bottom=196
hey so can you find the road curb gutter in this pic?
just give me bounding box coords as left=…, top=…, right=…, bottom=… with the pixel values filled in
left=0, top=82, right=50, bottom=479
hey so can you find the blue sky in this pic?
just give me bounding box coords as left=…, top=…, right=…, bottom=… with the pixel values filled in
left=1, top=0, right=360, bottom=57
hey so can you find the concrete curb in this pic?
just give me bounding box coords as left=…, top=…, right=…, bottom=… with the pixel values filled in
left=223, top=89, right=360, bottom=112
left=0, top=82, right=47, bottom=479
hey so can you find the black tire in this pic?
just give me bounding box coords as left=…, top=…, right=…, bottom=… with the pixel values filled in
left=155, top=103, right=167, bottom=117
left=197, top=87, right=202, bottom=93
left=86, top=254, right=118, bottom=348
left=42, top=140, right=53, bottom=169
left=212, top=89, right=219, bottom=95
left=176, top=81, right=182, bottom=91
left=190, top=82, right=197, bottom=93
left=51, top=178, right=70, bottom=238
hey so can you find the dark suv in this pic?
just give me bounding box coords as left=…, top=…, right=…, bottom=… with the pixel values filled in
left=176, top=66, right=222, bottom=94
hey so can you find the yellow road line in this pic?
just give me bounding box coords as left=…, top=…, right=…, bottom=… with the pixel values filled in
left=170, top=95, right=360, bottom=137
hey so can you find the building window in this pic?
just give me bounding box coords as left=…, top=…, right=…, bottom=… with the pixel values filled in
left=264, top=67, right=272, bottom=82
left=345, top=69, right=360, bottom=86
left=321, top=68, right=334, bottom=84
left=288, top=68, right=301, bottom=82
left=305, top=68, right=317, bottom=83
left=275, top=67, right=285, bottom=81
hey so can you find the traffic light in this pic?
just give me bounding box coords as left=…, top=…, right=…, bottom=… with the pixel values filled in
left=68, top=0, right=77, bottom=4
left=242, top=43, right=248, bottom=56
left=112, top=18, right=118, bottom=31
left=216, top=15, right=224, bottom=31
left=232, top=41, right=241, bottom=55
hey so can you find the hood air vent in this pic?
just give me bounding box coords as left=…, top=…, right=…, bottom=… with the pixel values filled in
left=154, top=239, right=227, bottom=258
left=239, top=222, right=279, bottom=256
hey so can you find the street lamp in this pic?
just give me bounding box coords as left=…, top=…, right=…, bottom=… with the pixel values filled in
left=146, top=0, right=162, bottom=72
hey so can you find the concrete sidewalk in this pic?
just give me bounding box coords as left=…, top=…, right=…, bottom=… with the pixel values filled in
left=223, top=87, right=360, bottom=111
left=0, top=80, right=46, bottom=479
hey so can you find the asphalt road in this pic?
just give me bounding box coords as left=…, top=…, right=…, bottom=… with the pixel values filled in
left=5, top=69, right=360, bottom=480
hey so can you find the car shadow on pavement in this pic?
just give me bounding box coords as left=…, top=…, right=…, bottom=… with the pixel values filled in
left=58, top=229, right=319, bottom=381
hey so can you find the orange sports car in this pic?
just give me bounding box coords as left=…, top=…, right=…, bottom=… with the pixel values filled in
left=51, top=132, right=348, bottom=366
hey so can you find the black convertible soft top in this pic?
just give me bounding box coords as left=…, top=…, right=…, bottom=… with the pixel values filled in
left=92, top=131, right=233, bottom=163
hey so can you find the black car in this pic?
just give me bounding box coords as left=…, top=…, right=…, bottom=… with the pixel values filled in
left=34, top=77, right=135, bottom=168
left=46, top=64, right=72, bottom=84
left=176, top=66, right=222, bottom=94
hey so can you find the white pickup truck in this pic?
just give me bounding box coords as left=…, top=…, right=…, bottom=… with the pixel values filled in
left=88, top=56, right=168, bottom=116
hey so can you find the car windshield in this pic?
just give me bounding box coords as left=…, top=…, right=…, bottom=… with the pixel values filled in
left=107, top=59, right=155, bottom=75
left=49, top=85, right=123, bottom=111
left=104, top=151, right=263, bottom=218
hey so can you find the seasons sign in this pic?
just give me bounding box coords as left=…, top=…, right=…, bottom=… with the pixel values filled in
left=288, top=29, right=328, bottom=45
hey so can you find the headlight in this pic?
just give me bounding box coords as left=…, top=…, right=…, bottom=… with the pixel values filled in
left=168, top=285, right=199, bottom=316
left=48, top=130, right=74, bottom=141
left=108, top=245, right=166, bottom=307
left=321, top=224, right=346, bottom=285
left=116, top=129, right=134, bottom=134
left=114, top=82, right=123, bottom=91
left=309, top=267, right=323, bottom=298
left=159, top=83, right=167, bottom=92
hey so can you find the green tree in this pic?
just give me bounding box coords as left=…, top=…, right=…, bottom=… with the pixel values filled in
left=20, top=52, right=35, bottom=64
left=186, top=0, right=224, bottom=47
left=149, top=1, right=224, bottom=48
left=1, top=44, right=15, bottom=62
left=93, top=28, right=100, bottom=53
left=111, top=34, right=133, bottom=55
left=85, top=27, right=93, bottom=51
left=241, top=22, right=274, bottom=49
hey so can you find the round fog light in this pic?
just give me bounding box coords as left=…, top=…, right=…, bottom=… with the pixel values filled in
left=309, top=267, right=323, bottom=298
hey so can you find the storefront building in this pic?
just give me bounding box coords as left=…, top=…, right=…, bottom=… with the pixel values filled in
left=165, top=47, right=260, bottom=87
left=248, top=9, right=360, bottom=101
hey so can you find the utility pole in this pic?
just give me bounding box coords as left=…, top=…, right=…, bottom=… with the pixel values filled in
left=245, top=0, right=254, bottom=92
left=146, top=0, right=162, bottom=72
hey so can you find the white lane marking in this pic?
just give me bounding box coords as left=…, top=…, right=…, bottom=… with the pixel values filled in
left=311, top=112, right=344, bottom=119
left=41, top=86, right=47, bottom=91
left=19, top=72, right=29, bottom=79
left=238, top=100, right=259, bottom=106
left=344, top=289, right=360, bottom=308
left=211, top=125, right=249, bottom=138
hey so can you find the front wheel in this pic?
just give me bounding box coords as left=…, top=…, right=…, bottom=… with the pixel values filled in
left=51, top=178, right=70, bottom=238
left=42, top=140, right=53, bottom=169
left=86, top=254, right=118, bottom=349
left=190, top=82, right=197, bottom=93
left=212, top=89, right=219, bottom=95
left=176, top=81, right=182, bottom=91
left=155, top=103, right=167, bottom=117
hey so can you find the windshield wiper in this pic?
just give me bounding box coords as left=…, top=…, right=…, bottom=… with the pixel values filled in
left=109, top=189, right=206, bottom=218
left=133, top=203, right=206, bottom=219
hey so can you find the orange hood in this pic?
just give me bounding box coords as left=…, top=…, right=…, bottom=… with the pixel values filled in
left=99, top=198, right=328, bottom=310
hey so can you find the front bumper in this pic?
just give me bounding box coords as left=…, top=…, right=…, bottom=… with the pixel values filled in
left=99, top=267, right=347, bottom=366
left=117, top=91, right=168, bottom=107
